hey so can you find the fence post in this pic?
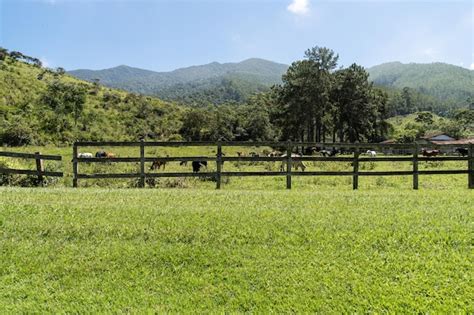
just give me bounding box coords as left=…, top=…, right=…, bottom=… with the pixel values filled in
left=352, top=148, right=359, bottom=190
left=413, top=143, right=419, bottom=190
left=469, top=143, right=473, bottom=189
left=34, top=151, right=44, bottom=187
left=72, top=143, right=78, bottom=188
left=216, top=142, right=222, bottom=190
left=139, top=140, right=145, bottom=188
left=286, top=140, right=292, bottom=189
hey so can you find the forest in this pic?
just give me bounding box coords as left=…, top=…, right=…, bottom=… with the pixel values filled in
left=0, top=46, right=473, bottom=146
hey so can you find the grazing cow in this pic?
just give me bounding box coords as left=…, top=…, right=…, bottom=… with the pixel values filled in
left=320, top=149, right=339, bottom=157
left=366, top=150, right=377, bottom=157
left=78, top=152, right=93, bottom=158
left=268, top=150, right=282, bottom=157
left=455, top=148, right=468, bottom=157
left=421, top=149, right=440, bottom=157
left=280, top=153, right=306, bottom=172
left=95, top=151, right=107, bottom=158
left=304, top=147, right=319, bottom=156
left=150, top=155, right=169, bottom=171
left=105, top=152, right=116, bottom=158
left=192, top=161, right=208, bottom=173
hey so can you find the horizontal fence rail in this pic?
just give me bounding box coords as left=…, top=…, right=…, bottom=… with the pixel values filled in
left=72, top=141, right=474, bottom=190
left=0, top=151, right=63, bottom=186
left=74, top=140, right=470, bottom=149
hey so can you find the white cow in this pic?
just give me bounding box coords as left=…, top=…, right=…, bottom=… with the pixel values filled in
left=366, top=150, right=377, bottom=157
left=78, top=152, right=93, bottom=158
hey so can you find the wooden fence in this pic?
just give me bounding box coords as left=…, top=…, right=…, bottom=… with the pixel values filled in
left=0, top=151, right=63, bottom=186
left=72, top=141, right=474, bottom=190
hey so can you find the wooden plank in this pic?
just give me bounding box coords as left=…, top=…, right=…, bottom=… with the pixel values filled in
left=418, top=170, right=469, bottom=175
left=359, top=171, right=413, bottom=176
left=216, top=143, right=222, bottom=189
left=0, top=168, right=63, bottom=177
left=223, top=157, right=284, bottom=162
left=353, top=149, right=359, bottom=190
left=298, top=157, right=354, bottom=162
left=145, top=172, right=216, bottom=178
left=0, top=151, right=62, bottom=161
left=76, top=173, right=140, bottom=179
left=77, top=157, right=141, bottom=163
left=76, top=155, right=443, bottom=164
left=291, top=171, right=354, bottom=176
left=77, top=157, right=217, bottom=163
left=286, top=141, right=292, bottom=189
left=139, top=140, right=145, bottom=188
left=35, top=152, right=44, bottom=186
left=297, top=142, right=468, bottom=149
left=72, top=144, right=78, bottom=188
left=413, top=143, right=419, bottom=190
left=221, top=171, right=285, bottom=177
left=358, top=157, right=414, bottom=162
left=144, top=156, right=215, bottom=162
left=418, top=157, right=468, bottom=162
left=73, top=141, right=470, bottom=150
left=143, top=141, right=218, bottom=147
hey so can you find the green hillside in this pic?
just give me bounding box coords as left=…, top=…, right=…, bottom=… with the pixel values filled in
left=368, top=62, right=473, bottom=107
left=69, top=58, right=288, bottom=105
left=0, top=51, right=279, bottom=145
left=0, top=54, right=184, bottom=145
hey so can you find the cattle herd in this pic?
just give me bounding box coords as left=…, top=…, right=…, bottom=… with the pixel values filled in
left=75, top=146, right=470, bottom=173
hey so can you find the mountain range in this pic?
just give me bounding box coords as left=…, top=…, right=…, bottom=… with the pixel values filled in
left=69, top=59, right=473, bottom=106
left=69, top=58, right=288, bottom=105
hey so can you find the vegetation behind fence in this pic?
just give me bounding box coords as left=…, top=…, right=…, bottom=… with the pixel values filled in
left=0, top=151, right=63, bottom=186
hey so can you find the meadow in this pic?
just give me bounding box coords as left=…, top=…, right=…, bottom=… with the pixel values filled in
left=0, top=187, right=472, bottom=312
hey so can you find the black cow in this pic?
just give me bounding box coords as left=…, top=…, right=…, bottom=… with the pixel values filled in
left=320, top=149, right=339, bottom=157
left=192, top=161, right=208, bottom=173
left=304, top=147, right=319, bottom=156
left=455, top=148, right=468, bottom=157
left=95, top=151, right=107, bottom=158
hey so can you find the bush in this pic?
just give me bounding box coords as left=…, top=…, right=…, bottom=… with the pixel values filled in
left=0, top=120, right=36, bottom=145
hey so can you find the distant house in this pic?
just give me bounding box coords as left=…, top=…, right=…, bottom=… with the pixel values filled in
left=380, top=133, right=473, bottom=155
left=420, top=133, right=473, bottom=153
left=417, top=132, right=455, bottom=145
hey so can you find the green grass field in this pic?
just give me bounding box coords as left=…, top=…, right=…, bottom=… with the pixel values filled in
left=1, top=187, right=473, bottom=312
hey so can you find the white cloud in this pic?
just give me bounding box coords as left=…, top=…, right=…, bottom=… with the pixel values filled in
left=287, top=0, right=310, bottom=16
left=470, top=63, right=474, bottom=70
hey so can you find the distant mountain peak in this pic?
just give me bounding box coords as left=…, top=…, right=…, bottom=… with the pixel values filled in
left=68, top=58, right=289, bottom=104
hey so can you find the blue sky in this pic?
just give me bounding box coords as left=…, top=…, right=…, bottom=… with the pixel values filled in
left=0, top=0, right=472, bottom=71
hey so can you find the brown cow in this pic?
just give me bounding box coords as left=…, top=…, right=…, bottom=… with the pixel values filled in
left=421, top=149, right=440, bottom=157
left=150, top=155, right=169, bottom=171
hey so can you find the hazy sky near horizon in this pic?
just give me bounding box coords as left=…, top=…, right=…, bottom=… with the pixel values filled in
left=1, top=0, right=472, bottom=71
